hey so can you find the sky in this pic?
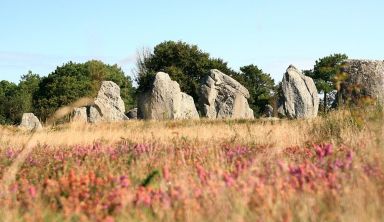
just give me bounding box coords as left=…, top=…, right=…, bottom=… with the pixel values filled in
left=1, top=0, right=383, bottom=84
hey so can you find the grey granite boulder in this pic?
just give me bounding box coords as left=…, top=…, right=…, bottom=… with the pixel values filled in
left=199, top=69, right=254, bottom=119
left=127, top=108, right=138, bottom=119
left=277, top=65, right=319, bottom=118
left=138, top=72, right=199, bottom=120
left=19, top=113, right=42, bottom=131
left=89, top=81, right=128, bottom=123
left=73, top=107, right=88, bottom=122
left=337, top=60, right=384, bottom=105
left=264, top=104, right=274, bottom=117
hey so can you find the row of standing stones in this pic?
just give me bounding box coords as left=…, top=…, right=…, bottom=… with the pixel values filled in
left=137, top=69, right=254, bottom=120
left=19, top=60, right=384, bottom=130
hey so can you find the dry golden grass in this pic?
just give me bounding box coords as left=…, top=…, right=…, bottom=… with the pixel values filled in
left=0, top=113, right=364, bottom=148
left=0, top=109, right=382, bottom=221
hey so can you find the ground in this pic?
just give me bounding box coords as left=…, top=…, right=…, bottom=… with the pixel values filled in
left=0, top=108, right=383, bottom=222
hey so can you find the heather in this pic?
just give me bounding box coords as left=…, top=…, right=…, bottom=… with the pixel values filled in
left=0, top=109, right=383, bottom=222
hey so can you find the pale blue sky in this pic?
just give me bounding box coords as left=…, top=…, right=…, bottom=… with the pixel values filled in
left=1, top=0, right=383, bottom=83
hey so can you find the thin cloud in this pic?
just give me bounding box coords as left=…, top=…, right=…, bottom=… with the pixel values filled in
left=117, top=54, right=136, bottom=66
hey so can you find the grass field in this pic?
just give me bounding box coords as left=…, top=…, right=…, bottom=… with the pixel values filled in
left=0, top=108, right=383, bottom=222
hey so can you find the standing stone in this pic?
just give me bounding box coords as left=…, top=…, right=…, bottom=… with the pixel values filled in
left=337, top=60, right=384, bottom=105
left=19, top=113, right=42, bottom=131
left=264, top=104, right=274, bottom=117
left=277, top=65, right=319, bottom=118
left=138, top=72, right=199, bottom=120
left=89, top=106, right=102, bottom=123
left=89, top=81, right=128, bottom=123
left=127, top=108, right=138, bottom=119
left=199, top=69, right=254, bottom=119
left=73, top=107, right=87, bottom=122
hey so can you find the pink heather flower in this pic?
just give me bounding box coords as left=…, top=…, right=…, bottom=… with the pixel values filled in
left=346, top=150, right=353, bottom=162
left=162, top=165, right=170, bottom=182
left=315, top=144, right=333, bottom=160
left=289, top=164, right=305, bottom=179
left=5, top=148, right=16, bottom=159
left=27, top=156, right=37, bottom=165
left=133, top=143, right=151, bottom=155
left=28, top=186, right=37, bottom=198
left=223, top=173, right=236, bottom=187
left=277, top=161, right=287, bottom=172
left=194, top=188, right=203, bottom=198
left=196, top=164, right=208, bottom=184
left=54, top=151, right=66, bottom=162
left=135, top=187, right=152, bottom=206
left=324, top=144, right=333, bottom=156
left=119, top=176, right=130, bottom=188
left=333, top=160, right=344, bottom=169
left=345, top=150, right=354, bottom=168
left=315, top=145, right=324, bottom=160
left=225, top=146, right=250, bottom=162
left=10, top=183, right=18, bottom=193
left=104, top=216, right=115, bottom=222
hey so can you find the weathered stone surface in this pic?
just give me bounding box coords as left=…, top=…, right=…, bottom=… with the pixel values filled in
left=264, top=104, right=274, bottom=117
left=19, top=113, right=42, bottom=131
left=88, top=106, right=102, bottom=123
left=138, top=72, right=199, bottom=120
left=127, top=108, right=138, bottom=119
left=89, top=81, right=128, bottom=123
left=338, top=60, right=384, bottom=105
left=73, top=107, right=87, bottom=122
left=277, top=65, right=319, bottom=118
left=199, top=69, right=254, bottom=119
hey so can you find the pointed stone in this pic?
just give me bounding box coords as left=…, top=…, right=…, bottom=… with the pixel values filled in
left=278, top=65, right=319, bottom=118
left=19, top=113, right=42, bottom=131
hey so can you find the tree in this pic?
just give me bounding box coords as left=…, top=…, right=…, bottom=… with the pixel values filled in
left=34, top=60, right=135, bottom=121
left=0, top=72, right=41, bottom=125
left=19, top=71, right=41, bottom=113
left=135, top=41, right=236, bottom=102
left=305, top=53, right=348, bottom=112
left=0, top=81, right=18, bottom=124
left=234, top=65, right=276, bottom=116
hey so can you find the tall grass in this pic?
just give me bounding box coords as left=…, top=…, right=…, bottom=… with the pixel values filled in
left=0, top=108, right=383, bottom=221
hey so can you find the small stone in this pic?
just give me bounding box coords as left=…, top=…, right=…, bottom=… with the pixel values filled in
left=127, top=108, right=138, bottom=119
left=264, top=104, right=274, bottom=117
left=73, top=107, right=87, bottom=122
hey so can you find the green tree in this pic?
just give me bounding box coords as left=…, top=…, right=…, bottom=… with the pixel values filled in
left=0, top=72, right=40, bottom=125
left=19, top=71, right=41, bottom=113
left=135, top=41, right=236, bottom=102
left=234, top=65, right=276, bottom=116
left=35, top=60, right=135, bottom=121
left=0, top=81, right=18, bottom=124
left=305, top=53, right=348, bottom=112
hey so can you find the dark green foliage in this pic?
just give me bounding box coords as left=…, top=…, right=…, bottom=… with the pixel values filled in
left=305, top=53, right=348, bottom=112
left=140, top=170, right=160, bottom=187
left=0, top=72, right=41, bottom=124
left=234, top=65, right=276, bottom=116
left=0, top=80, right=18, bottom=124
left=135, top=41, right=236, bottom=102
left=35, top=60, right=135, bottom=121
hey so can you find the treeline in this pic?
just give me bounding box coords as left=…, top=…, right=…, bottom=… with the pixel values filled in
left=0, top=61, right=135, bottom=124
left=0, top=40, right=347, bottom=124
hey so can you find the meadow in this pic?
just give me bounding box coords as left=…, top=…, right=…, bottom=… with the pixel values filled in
left=0, top=108, right=383, bottom=222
